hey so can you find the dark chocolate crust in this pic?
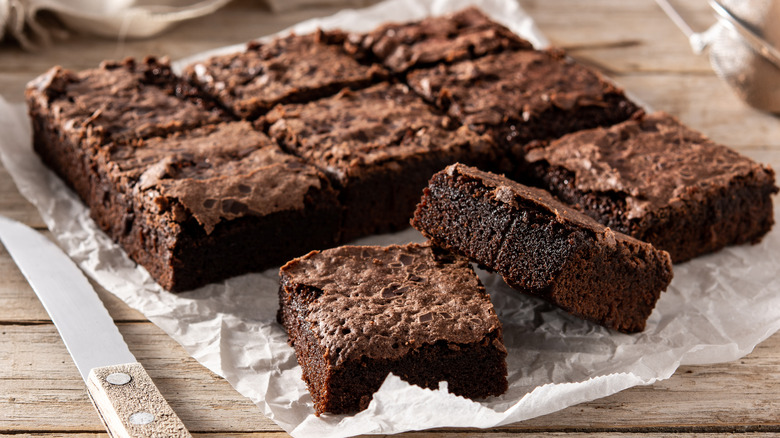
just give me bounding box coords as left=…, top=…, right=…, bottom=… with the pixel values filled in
left=183, top=30, right=388, bottom=120
left=346, top=6, right=533, bottom=73
left=266, top=82, right=498, bottom=241
left=26, top=57, right=227, bottom=146
left=412, top=164, right=673, bottom=333
left=523, top=112, right=778, bottom=262
left=278, top=242, right=508, bottom=415
left=27, top=76, right=342, bottom=291
left=406, top=48, right=641, bottom=153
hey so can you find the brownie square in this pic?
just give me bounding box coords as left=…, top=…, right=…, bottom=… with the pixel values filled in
left=278, top=242, right=508, bottom=415
left=183, top=30, right=388, bottom=120
left=26, top=57, right=228, bottom=202
left=266, top=82, right=499, bottom=241
left=522, top=112, right=778, bottom=262
left=28, top=57, right=226, bottom=146
left=346, top=6, right=533, bottom=73
left=406, top=48, right=640, bottom=156
left=412, top=164, right=673, bottom=333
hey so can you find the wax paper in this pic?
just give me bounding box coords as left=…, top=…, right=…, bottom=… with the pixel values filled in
left=1, top=1, right=780, bottom=436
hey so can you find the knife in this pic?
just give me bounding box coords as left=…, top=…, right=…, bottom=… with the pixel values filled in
left=0, top=215, right=191, bottom=438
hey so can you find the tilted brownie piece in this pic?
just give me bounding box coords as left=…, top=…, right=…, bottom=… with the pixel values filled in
left=183, top=30, right=388, bottom=120
left=278, top=242, right=508, bottom=415
left=406, top=49, right=640, bottom=157
left=412, top=164, right=673, bottom=333
left=522, top=112, right=778, bottom=262
left=346, top=6, right=533, bottom=73
left=266, top=82, right=498, bottom=241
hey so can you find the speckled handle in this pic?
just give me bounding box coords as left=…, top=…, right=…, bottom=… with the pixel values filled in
left=86, top=362, right=191, bottom=438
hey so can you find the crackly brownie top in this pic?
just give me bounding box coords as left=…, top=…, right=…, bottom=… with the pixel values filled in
left=103, top=121, right=330, bottom=234
left=347, top=6, right=533, bottom=73
left=26, top=57, right=225, bottom=144
left=526, top=112, right=778, bottom=219
left=184, top=30, right=387, bottom=119
left=266, top=82, right=493, bottom=183
left=281, top=242, right=502, bottom=365
left=443, top=163, right=651, bottom=249
left=407, top=49, right=628, bottom=128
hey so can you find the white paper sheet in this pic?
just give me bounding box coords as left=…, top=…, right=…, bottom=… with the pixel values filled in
left=2, top=1, right=780, bottom=436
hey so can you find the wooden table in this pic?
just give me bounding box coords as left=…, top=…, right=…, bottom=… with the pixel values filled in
left=2, top=1, right=779, bottom=436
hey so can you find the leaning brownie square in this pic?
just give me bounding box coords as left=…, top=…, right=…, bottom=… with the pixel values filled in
left=266, top=82, right=498, bottom=241
left=183, top=30, right=388, bottom=120
left=346, top=6, right=533, bottom=73
left=278, top=242, right=508, bottom=415
left=406, top=48, right=640, bottom=156
left=88, top=121, right=341, bottom=291
left=412, top=163, right=673, bottom=333
left=522, top=111, right=777, bottom=262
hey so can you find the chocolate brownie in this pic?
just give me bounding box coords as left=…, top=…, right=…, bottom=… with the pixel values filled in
left=406, top=48, right=640, bottom=158
left=183, top=30, right=388, bottom=120
left=412, top=164, right=673, bottom=333
left=266, top=82, right=498, bottom=241
left=26, top=57, right=229, bottom=216
left=522, top=112, right=778, bottom=262
left=346, top=6, right=533, bottom=73
left=278, top=242, right=508, bottom=415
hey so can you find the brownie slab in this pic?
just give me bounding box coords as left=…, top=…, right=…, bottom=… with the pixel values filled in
left=266, top=82, right=498, bottom=241
left=346, top=6, right=533, bottom=73
left=412, top=163, right=673, bottom=333
left=184, top=30, right=388, bottom=120
left=27, top=57, right=226, bottom=146
left=26, top=57, right=228, bottom=202
left=278, top=242, right=508, bottom=415
left=523, top=112, right=778, bottom=262
left=406, top=48, right=640, bottom=157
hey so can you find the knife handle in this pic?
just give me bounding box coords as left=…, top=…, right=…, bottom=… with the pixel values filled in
left=86, top=362, right=191, bottom=438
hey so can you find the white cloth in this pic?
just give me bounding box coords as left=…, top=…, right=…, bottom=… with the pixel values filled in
left=0, top=0, right=230, bottom=49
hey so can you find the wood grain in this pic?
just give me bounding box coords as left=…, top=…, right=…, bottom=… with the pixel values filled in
left=2, top=0, right=780, bottom=437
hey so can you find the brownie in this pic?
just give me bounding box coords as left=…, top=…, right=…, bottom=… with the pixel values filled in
left=27, top=57, right=226, bottom=148
left=26, top=58, right=227, bottom=201
left=266, top=82, right=498, bottom=241
left=522, top=112, right=778, bottom=262
left=406, top=48, right=640, bottom=158
left=346, top=6, right=533, bottom=73
left=183, top=30, right=388, bottom=120
left=412, top=164, right=673, bottom=333
left=278, top=242, right=508, bottom=415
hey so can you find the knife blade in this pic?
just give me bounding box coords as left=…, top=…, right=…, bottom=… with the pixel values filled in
left=0, top=215, right=191, bottom=438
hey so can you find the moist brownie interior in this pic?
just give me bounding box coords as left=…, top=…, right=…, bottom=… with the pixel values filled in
left=412, top=163, right=674, bottom=333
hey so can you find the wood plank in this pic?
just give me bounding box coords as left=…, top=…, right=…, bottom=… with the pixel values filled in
left=0, top=234, right=147, bottom=323
left=0, top=165, right=45, bottom=228
left=0, top=323, right=275, bottom=433
left=3, top=322, right=780, bottom=434
left=519, top=0, right=714, bottom=74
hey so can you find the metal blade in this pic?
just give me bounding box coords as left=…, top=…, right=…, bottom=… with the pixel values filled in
left=0, top=216, right=136, bottom=381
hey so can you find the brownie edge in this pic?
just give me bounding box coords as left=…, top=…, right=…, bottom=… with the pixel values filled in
left=278, top=242, right=508, bottom=415
left=412, top=164, right=673, bottom=333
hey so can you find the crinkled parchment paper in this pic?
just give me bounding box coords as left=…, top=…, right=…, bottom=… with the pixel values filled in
left=2, top=0, right=780, bottom=436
